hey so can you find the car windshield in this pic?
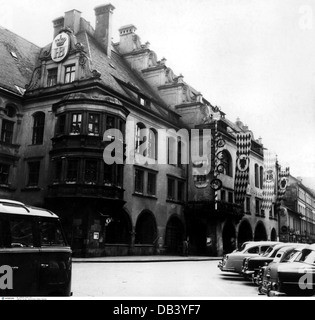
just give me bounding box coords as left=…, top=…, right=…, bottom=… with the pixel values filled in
left=301, top=250, right=315, bottom=265
left=296, top=249, right=315, bottom=264
left=262, top=246, right=274, bottom=257
left=284, top=250, right=299, bottom=262
left=236, top=243, right=247, bottom=252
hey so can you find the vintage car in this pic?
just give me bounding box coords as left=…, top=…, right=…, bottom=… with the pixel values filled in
left=0, top=199, right=72, bottom=297
left=259, top=244, right=315, bottom=297
left=256, top=244, right=307, bottom=289
left=218, top=241, right=280, bottom=274
left=242, top=243, right=298, bottom=281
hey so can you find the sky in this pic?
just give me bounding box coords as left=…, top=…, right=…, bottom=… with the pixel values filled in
left=1, top=0, right=315, bottom=188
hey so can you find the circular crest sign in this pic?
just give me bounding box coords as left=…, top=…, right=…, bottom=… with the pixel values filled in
left=237, top=155, right=249, bottom=172
left=51, top=32, right=70, bottom=63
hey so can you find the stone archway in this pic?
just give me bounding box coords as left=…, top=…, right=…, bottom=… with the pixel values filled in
left=271, top=228, right=277, bottom=241
left=135, top=210, right=157, bottom=245
left=222, top=220, right=236, bottom=254
left=165, top=215, right=185, bottom=255
left=254, top=222, right=268, bottom=241
left=238, top=220, right=253, bottom=247
left=105, top=209, right=132, bottom=244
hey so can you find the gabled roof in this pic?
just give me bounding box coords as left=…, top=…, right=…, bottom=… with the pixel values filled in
left=76, top=32, right=181, bottom=122
left=0, top=26, right=40, bottom=96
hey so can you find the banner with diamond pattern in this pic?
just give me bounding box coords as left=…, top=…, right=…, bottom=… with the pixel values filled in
left=275, top=166, right=290, bottom=212
left=261, top=150, right=277, bottom=213
left=234, top=132, right=252, bottom=205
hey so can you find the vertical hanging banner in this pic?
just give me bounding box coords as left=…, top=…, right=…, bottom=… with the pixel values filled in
left=234, top=132, right=252, bottom=205
left=261, top=150, right=277, bottom=213
left=275, top=166, right=290, bottom=212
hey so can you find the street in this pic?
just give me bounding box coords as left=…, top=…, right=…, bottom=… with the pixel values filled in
left=72, top=260, right=259, bottom=298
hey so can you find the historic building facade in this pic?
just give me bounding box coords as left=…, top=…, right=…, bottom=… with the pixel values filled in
left=279, top=176, right=315, bottom=244
left=0, top=4, right=311, bottom=257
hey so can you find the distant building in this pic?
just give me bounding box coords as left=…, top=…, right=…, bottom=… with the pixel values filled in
left=0, top=4, right=312, bottom=257
left=280, top=176, right=315, bottom=243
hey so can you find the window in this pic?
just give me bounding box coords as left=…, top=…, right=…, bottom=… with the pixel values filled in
left=167, top=178, right=176, bottom=200
left=167, top=137, right=176, bottom=165
left=67, top=159, right=79, bottom=183
left=221, top=190, right=226, bottom=202
left=5, top=105, right=16, bottom=118
left=85, top=160, right=98, bottom=184
left=222, top=150, right=233, bottom=177
left=117, top=165, right=124, bottom=188
left=65, top=65, right=76, bottom=83
left=228, top=192, right=234, bottom=203
left=178, top=180, right=185, bottom=202
left=135, top=123, right=146, bottom=155
left=106, top=115, right=115, bottom=130
left=104, top=165, right=114, bottom=185
left=147, top=172, right=157, bottom=196
left=47, top=68, right=58, bottom=87
left=88, top=114, right=100, bottom=136
left=177, top=139, right=183, bottom=167
left=255, top=164, right=259, bottom=188
left=255, top=199, right=261, bottom=215
left=139, top=97, right=145, bottom=106
left=0, top=164, right=10, bottom=185
left=260, top=166, right=264, bottom=189
left=28, top=161, right=40, bottom=187
left=39, top=219, right=66, bottom=247
left=53, top=160, right=63, bottom=183
left=32, top=112, right=45, bottom=145
left=9, top=217, right=34, bottom=248
left=58, top=114, right=66, bottom=135
left=135, top=169, right=145, bottom=194
left=245, top=197, right=251, bottom=213
left=247, top=246, right=259, bottom=254
left=71, top=114, right=82, bottom=135
left=1, top=120, right=14, bottom=144
left=148, top=129, right=157, bottom=160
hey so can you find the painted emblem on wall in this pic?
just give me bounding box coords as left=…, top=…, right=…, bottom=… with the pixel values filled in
left=51, top=32, right=70, bottom=63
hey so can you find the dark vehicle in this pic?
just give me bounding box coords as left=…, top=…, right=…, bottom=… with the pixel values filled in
left=0, top=199, right=72, bottom=297
left=259, top=244, right=315, bottom=297
left=258, top=244, right=308, bottom=295
left=242, top=243, right=295, bottom=282
left=218, top=241, right=279, bottom=274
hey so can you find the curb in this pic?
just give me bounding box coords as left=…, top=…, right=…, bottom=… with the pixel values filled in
left=72, top=256, right=223, bottom=264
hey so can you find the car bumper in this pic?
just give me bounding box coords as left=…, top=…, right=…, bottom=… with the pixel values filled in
left=218, top=261, right=236, bottom=273
left=268, top=290, right=287, bottom=297
left=242, top=268, right=255, bottom=276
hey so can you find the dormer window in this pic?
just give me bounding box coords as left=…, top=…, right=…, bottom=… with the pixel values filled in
left=139, top=97, right=145, bottom=106
left=65, top=65, right=76, bottom=84
left=47, top=68, right=58, bottom=87
left=10, top=51, right=18, bottom=59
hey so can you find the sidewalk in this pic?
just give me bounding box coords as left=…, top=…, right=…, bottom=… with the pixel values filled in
left=73, top=255, right=222, bottom=263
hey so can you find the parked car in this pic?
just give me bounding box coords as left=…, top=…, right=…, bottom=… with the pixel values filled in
left=258, top=244, right=308, bottom=295
left=218, top=241, right=280, bottom=274
left=242, top=243, right=298, bottom=282
left=0, top=199, right=72, bottom=297
left=259, top=244, right=315, bottom=296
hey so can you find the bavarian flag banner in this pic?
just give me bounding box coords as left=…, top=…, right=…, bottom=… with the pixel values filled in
left=261, top=150, right=277, bottom=213
left=275, top=166, right=290, bottom=212
left=234, top=132, right=252, bottom=205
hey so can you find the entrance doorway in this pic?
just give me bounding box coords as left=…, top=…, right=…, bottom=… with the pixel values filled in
left=222, top=220, right=236, bottom=254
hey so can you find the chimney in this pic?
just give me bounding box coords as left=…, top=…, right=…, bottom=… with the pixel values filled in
left=94, top=4, right=115, bottom=57
left=64, top=9, right=82, bottom=35
left=118, top=24, right=138, bottom=54
left=53, top=16, right=65, bottom=38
